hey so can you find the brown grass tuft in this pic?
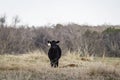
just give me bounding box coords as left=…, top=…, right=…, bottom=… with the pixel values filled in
left=61, top=64, right=78, bottom=68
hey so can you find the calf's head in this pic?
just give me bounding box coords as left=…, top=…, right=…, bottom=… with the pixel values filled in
left=47, top=40, right=60, bottom=48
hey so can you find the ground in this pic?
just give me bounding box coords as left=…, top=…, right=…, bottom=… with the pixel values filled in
left=0, top=50, right=120, bottom=80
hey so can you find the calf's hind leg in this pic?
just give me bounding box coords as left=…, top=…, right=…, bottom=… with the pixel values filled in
left=50, top=61, right=54, bottom=67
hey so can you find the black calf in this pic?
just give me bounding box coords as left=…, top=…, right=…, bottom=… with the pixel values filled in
left=47, top=40, right=61, bottom=68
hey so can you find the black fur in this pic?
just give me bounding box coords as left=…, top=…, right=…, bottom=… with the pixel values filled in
left=47, top=40, right=61, bottom=68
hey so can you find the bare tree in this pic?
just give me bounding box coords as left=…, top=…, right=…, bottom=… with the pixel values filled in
left=12, top=15, right=20, bottom=27
left=0, top=14, right=6, bottom=27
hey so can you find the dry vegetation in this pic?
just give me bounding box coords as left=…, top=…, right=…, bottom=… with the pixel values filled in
left=0, top=51, right=120, bottom=80
left=0, top=15, right=120, bottom=80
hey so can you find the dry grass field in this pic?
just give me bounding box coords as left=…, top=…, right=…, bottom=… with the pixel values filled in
left=0, top=50, right=120, bottom=80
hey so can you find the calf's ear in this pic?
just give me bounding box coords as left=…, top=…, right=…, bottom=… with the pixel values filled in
left=56, top=41, right=60, bottom=43
left=47, top=41, right=50, bottom=43
left=47, top=41, right=51, bottom=46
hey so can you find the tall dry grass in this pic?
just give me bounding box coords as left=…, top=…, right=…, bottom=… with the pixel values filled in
left=0, top=50, right=120, bottom=80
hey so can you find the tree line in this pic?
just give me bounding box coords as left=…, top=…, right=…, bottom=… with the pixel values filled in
left=0, top=16, right=120, bottom=57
